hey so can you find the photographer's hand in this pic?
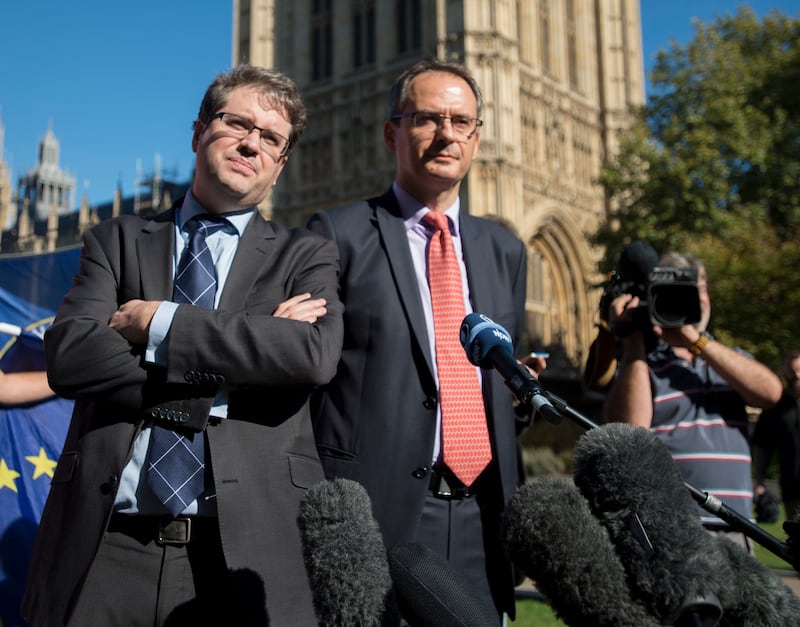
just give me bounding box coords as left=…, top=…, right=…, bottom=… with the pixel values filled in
left=608, top=293, right=639, bottom=326
left=602, top=293, right=654, bottom=427
left=658, top=324, right=699, bottom=351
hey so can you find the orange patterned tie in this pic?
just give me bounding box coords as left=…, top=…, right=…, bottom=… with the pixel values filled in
left=423, top=211, right=492, bottom=486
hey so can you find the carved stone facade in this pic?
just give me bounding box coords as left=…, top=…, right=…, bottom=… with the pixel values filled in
left=235, top=0, right=645, bottom=378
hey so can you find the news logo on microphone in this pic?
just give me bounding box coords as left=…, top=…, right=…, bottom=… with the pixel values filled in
left=459, top=312, right=513, bottom=368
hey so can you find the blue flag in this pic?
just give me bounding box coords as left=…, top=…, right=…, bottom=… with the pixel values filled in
left=0, top=246, right=79, bottom=627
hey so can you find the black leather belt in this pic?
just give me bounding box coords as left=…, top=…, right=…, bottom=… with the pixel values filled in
left=107, top=514, right=214, bottom=546
left=429, top=469, right=478, bottom=500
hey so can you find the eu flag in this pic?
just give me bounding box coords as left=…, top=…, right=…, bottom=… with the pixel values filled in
left=0, top=246, right=79, bottom=626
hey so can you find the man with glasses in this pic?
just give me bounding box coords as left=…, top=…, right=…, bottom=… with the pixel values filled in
left=308, top=59, right=539, bottom=625
left=23, top=65, right=344, bottom=626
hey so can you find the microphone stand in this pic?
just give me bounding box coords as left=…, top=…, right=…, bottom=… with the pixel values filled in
left=540, top=391, right=800, bottom=573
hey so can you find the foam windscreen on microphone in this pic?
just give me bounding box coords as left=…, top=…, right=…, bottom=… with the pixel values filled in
left=298, top=478, right=391, bottom=627
left=572, top=423, right=733, bottom=622
left=712, top=535, right=800, bottom=624
left=617, top=240, right=658, bottom=286
left=502, top=476, right=658, bottom=627
left=569, top=423, right=800, bottom=625
left=387, top=542, right=499, bottom=627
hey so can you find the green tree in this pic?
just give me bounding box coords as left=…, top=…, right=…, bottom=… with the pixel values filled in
left=596, top=7, right=800, bottom=367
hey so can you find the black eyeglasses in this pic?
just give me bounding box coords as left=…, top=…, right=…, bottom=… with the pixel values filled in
left=208, top=112, right=292, bottom=158
left=390, top=110, right=483, bottom=139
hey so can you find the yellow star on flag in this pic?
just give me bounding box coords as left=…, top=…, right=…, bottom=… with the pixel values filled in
left=0, top=459, right=21, bottom=493
left=26, top=447, right=58, bottom=480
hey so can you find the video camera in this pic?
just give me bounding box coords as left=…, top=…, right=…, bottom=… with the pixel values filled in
left=600, top=241, right=702, bottom=334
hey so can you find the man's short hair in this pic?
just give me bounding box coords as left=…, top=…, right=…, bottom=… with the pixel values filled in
left=195, top=64, right=308, bottom=150
left=387, top=59, right=483, bottom=121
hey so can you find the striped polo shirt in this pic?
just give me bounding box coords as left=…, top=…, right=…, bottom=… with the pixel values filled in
left=648, top=342, right=754, bottom=524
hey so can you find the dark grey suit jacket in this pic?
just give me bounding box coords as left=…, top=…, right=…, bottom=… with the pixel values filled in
left=307, top=188, right=528, bottom=615
left=22, top=202, right=344, bottom=626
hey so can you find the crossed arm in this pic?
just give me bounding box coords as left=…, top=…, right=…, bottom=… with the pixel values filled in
left=108, top=292, right=328, bottom=346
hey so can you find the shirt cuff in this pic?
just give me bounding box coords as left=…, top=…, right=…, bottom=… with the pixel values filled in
left=146, top=301, right=179, bottom=365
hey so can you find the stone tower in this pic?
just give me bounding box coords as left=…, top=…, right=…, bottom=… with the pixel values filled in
left=232, top=0, right=644, bottom=375
left=17, top=123, right=76, bottom=223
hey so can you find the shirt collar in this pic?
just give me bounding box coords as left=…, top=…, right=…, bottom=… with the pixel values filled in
left=392, top=181, right=461, bottom=237
left=178, top=190, right=253, bottom=237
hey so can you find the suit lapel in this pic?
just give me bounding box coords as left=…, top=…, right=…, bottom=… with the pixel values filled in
left=138, top=209, right=176, bottom=300
left=375, top=191, right=435, bottom=377
left=219, top=212, right=277, bottom=309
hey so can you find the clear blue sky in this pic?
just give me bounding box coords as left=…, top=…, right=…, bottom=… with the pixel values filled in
left=0, top=1, right=797, bottom=208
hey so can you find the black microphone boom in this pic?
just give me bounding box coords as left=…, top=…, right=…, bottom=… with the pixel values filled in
left=459, top=313, right=561, bottom=424
left=298, top=478, right=392, bottom=627
left=462, top=313, right=800, bottom=576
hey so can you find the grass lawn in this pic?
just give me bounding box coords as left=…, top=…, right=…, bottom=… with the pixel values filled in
left=753, top=505, right=792, bottom=569
left=510, top=598, right=566, bottom=626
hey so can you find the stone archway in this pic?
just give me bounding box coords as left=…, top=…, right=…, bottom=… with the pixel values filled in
left=523, top=210, right=601, bottom=375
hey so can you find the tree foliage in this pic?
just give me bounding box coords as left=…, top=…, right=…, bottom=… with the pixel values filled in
left=595, top=7, right=800, bottom=367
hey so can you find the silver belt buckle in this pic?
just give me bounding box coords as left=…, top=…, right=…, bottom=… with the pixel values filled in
left=158, top=517, right=192, bottom=545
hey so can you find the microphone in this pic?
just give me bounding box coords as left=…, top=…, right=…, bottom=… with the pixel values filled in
left=387, top=542, right=499, bottom=627
left=616, top=240, right=658, bottom=287
left=712, top=533, right=800, bottom=624
left=604, top=240, right=659, bottom=344
left=298, top=478, right=392, bottom=627
left=459, top=313, right=561, bottom=424
left=572, top=423, right=800, bottom=624
left=502, top=476, right=658, bottom=626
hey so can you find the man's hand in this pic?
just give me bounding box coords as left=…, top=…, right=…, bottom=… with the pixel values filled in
left=611, top=294, right=698, bottom=350
left=511, top=353, right=549, bottom=418
left=273, top=293, right=327, bottom=323
left=608, top=293, right=640, bottom=326
left=109, top=299, right=161, bottom=346
left=659, top=324, right=700, bottom=351
left=521, top=353, right=547, bottom=377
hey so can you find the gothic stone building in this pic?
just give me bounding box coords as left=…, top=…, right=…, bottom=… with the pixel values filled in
left=233, top=0, right=645, bottom=382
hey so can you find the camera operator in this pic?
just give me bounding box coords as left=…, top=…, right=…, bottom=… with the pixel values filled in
left=602, top=251, right=782, bottom=550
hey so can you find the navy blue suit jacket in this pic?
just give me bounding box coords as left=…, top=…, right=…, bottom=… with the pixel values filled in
left=307, top=188, right=528, bottom=614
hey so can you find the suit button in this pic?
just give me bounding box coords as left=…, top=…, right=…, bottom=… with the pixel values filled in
left=179, top=412, right=189, bottom=423
left=215, top=374, right=225, bottom=384
left=150, top=408, right=159, bottom=418
left=423, top=396, right=436, bottom=410
left=184, top=372, right=194, bottom=383
left=412, top=467, right=428, bottom=480
left=158, top=408, right=167, bottom=419
left=100, top=474, right=119, bottom=495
